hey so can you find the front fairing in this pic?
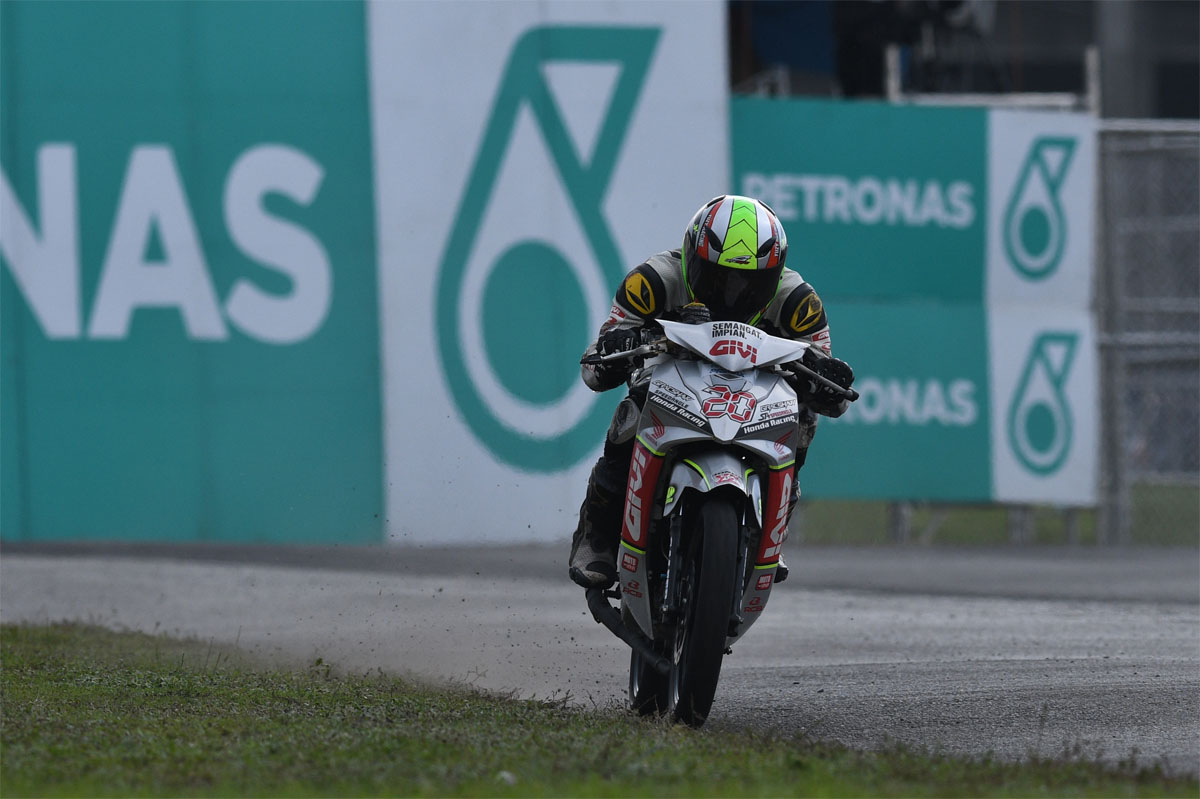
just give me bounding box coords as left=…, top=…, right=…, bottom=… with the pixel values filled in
left=639, top=359, right=800, bottom=468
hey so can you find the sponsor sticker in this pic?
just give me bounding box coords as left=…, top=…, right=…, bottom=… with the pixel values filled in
left=759, top=399, right=798, bottom=417
left=649, top=393, right=707, bottom=428
left=648, top=412, right=666, bottom=441
left=710, top=339, right=759, bottom=363
left=712, top=469, right=740, bottom=486
left=652, top=379, right=695, bottom=405
left=711, top=321, right=763, bottom=340
left=741, top=416, right=795, bottom=435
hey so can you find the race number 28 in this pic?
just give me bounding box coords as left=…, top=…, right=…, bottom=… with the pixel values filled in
left=702, top=385, right=756, bottom=422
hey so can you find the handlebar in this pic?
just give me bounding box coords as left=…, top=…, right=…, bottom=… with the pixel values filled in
left=579, top=339, right=666, bottom=367
left=581, top=338, right=859, bottom=403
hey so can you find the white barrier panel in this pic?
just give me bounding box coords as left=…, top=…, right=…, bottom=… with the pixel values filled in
left=369, top=1, right=729, bottom=543
left=987, top=110, right=1099, bottom=505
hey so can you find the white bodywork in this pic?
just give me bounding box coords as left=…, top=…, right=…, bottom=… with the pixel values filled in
left=619, top=321, right=809, bottom=643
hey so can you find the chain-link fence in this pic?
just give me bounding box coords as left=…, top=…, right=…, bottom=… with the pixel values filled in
left=1098, top=123, right=1200, bottom=544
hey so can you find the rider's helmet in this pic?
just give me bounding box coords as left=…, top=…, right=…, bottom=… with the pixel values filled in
left=681, top=195, right=788, bottom=323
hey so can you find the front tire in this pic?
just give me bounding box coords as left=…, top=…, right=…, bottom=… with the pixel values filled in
left=670, top=496, right=739, bottom=727
left=629, top=646, right=668, bottom=715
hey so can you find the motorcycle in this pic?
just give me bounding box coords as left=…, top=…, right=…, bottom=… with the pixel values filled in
left=581, top=316, right=858, bottom=726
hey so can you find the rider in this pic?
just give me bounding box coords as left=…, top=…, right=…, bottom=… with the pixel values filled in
left=568, top=195, right=855, bottom=589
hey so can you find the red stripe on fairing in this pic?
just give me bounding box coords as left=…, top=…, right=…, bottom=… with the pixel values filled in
left=756, top=467, right=793, bottom=564
left=621, top=442, right=664, bottom=548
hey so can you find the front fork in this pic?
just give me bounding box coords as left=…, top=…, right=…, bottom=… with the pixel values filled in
left=660, top=514, right=684, bottom=623
left=729, top=517, right=751, bottom=640
left=657, top=501, right=753, bottom=644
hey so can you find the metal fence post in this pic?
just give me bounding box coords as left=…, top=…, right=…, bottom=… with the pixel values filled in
left=888, top=502, right=912, bottom=544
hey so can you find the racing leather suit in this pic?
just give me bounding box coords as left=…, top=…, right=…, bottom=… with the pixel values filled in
left=568, top=248, right=845, bottom=588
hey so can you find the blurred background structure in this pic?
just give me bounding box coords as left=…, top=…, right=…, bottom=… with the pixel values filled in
left=1, top=0, right=1195, bottom=548
left=729, top=0, right=1199, bottom=545
left=730, top=0, right=1198, bottom=118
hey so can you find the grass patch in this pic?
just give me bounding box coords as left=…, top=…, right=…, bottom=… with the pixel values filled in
left=3, top=623, right=1196, bottom=797
left=796, top=483, right=1199, bottom=546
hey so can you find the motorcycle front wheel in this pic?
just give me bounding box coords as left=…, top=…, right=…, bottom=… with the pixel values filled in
left=629, top=644, right=669, bottom=715
left=668, top=495, right=739, bottom=727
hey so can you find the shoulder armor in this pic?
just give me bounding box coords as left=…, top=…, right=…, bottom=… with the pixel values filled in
left=778, top=281, right=828, bottom=337
left=615, top=262, right=668, bottom=319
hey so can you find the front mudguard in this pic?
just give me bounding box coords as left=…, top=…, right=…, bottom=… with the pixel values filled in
left=619, top=449, right=763, bottom=640
left=660, top=450, right=761, bottom=526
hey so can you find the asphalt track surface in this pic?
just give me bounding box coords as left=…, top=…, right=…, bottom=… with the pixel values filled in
left=3, top=542, right=1198, bottom=775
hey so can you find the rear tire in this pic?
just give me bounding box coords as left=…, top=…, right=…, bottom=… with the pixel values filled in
left=670, top=496, right=738, bottom=727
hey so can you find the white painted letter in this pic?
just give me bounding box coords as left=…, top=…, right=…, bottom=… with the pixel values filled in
left=946, top=181, right=976, bottom=228
left=917, top=181, right=947, bottom=227
left=796, top=176, right=823, bottom=222
left=949, top=379, right=978, bottom=425
left=822, top=177, right=852, bottom=223
left=886, top=179, right=919, bottom=226
left=223, top=145, right=330, bottom=345
left=89, top=146, right=227, bottom=340
left=0, top=145, right=81, bottom=338
left=853, top=177, right=885, bottom=225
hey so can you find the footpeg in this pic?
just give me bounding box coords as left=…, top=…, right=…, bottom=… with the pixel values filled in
left=775, top=558, right=789, bottom=583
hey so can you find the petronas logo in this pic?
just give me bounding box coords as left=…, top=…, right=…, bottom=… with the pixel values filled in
left=435, top=26, right=660, bottom=472
left=1003, top=137, right=1076, bottom=280
left=1007, top=332, right=1077, bottom=474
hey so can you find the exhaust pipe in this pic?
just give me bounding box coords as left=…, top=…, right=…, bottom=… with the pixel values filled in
left=585, top=588, right=671, bottom=676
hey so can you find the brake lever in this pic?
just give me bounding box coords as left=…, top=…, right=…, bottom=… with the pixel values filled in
left=782, top=359, right=860, bottom=402
left=579, top=339, right=665, bottom=366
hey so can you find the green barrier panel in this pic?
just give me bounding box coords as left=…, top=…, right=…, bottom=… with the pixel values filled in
left=733, top=96, right=987, bottom=303
left=801, top=301, right=992, bottom=501
left=1, top=1, right=382, bottom=542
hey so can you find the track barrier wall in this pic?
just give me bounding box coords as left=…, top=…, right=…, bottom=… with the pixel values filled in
left=3, top=2, right=1117, bottom=545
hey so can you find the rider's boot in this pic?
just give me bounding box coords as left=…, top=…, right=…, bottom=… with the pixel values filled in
left=568, top=475, right=623, bottom=589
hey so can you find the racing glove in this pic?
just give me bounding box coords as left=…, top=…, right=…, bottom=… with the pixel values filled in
left=679, top=302, right=712, bottom=325
left=590, top=327, right=647, bottom=387
left=597, top=327, right=642, bottom=357
left=793, top=351, right=855, bottom=414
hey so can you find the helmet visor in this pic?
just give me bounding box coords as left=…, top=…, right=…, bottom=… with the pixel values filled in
left=689, top=261, right=782, bottom=322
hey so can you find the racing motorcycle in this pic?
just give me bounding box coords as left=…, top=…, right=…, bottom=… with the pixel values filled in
left=581, top=316, right=857, bottom=726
